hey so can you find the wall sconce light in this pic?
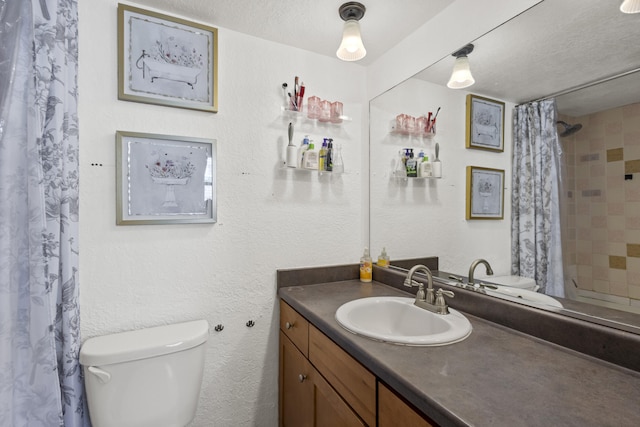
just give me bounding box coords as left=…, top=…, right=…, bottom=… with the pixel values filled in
left=620, top=0, right=640, bottom=13
left=336, top=2, right=367, bottom=61
left=447, top=44, right=475, bottom=89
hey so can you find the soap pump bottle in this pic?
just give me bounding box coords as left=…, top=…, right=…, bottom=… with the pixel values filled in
left=303, top=142, right=318, bottom=170
left=377, top=247, right=390, bottom=268
left=318, top=138, right=329, bottom=171
left=360, top=247, right=372, bottom=283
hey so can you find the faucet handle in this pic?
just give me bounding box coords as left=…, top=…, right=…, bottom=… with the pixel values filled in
left=435, top=289, right=455, bottom=314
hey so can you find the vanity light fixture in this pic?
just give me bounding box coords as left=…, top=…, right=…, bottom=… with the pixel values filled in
left=620, top=0, right=640, bottom=13
left=447, top=44, right=475, bottom=89
left=336, top=2, right=367, bottom=61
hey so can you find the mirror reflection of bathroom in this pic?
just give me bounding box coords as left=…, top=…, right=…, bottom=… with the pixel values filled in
left=370, top=0, right=640, bottom=324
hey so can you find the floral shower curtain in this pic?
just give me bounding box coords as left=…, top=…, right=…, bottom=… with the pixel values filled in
left=0, top=0, right=89, bottom=425
left=511, top=99, right=565, bottom=297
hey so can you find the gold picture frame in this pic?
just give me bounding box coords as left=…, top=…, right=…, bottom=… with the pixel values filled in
left=466, top=166, right=505, bottom=220
left=465, top=94, right=504, bottom=152
left=118, top=4, right=218, bottom=112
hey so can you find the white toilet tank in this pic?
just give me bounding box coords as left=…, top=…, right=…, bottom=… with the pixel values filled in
left=79, top=320, right=209, bottom=427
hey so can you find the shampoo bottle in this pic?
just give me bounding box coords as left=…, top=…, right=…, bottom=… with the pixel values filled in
left=360, top=247, right=372, bottom=282
left=419, top=155, right=432, bottom=177
left=406, top=151, right=418, bottom=177
left=318, top=139, right=329, bottom=171
left=377, top=247, right=390, bottom=268
left=326, top=139, right=333, bottom=172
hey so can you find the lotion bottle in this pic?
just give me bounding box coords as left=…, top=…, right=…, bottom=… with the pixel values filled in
left=360, top=247, right=372, bottom=282
left=303, top=142, right=318, bottom=170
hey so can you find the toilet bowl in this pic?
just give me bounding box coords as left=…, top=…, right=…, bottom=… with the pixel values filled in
left=79, top=320, right=209, bottom=427
left=488, top=275, right=539, bottom=292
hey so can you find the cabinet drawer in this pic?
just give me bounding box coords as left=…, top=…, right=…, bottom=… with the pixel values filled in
left=280, top=300, right=309, bottom=356
left=308, top=325, right=376, bottom=426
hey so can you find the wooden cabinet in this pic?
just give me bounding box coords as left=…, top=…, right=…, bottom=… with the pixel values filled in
left=379, top=382, right=434, bottom=427
left=280, top=300, right=435, bottom=427
left=280, top=300, right=366, bottom=426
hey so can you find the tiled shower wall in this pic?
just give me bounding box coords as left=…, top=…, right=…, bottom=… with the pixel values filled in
left=561, top=103, right=640, bottom=306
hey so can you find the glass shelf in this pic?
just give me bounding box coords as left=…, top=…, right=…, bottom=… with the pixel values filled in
left=280, top=163, right=345, bottom=175
left=281, top=106, right=352, bottom=123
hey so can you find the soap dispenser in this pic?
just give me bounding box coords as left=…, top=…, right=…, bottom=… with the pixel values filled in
left=377, top=247, right=390, bottom=268
left=360, top=247, right=372, bottom=282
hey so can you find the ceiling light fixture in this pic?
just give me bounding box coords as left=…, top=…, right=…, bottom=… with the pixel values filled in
left=447, top=44, right=475, bottom=89
left=620, top=0, right=640, bottom=13
left=336, top=2, right=367, bottom=62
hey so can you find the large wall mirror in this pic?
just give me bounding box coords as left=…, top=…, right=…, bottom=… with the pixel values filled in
left=370, top=0, right=640, bottom=331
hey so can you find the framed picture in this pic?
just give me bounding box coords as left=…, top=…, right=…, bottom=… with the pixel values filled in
left=465, top=94, right=504, bottom=152
left=466, top=166, right=504, bottom=220
left=116, top=131, right=217, bottom=225
left=118, top=4, right=218, bottom=112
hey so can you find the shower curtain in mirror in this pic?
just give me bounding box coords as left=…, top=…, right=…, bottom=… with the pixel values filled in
left=0, top=0, right=89, bottom=425
left=511, top=99, right=565, bottom=297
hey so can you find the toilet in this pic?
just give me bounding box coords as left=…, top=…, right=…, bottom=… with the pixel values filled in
left=488, top=275, right=539, bottom=292
left=79, top=320, right=209, bottom=427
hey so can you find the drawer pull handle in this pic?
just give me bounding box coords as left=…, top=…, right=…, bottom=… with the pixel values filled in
left=285, top=322, right=294, bottom=329
left=298, top=374, right=307, bottom=383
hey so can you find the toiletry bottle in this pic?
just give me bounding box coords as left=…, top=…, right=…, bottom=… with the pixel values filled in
left=419, top=154, right=432, bottom=177
left=303, top=142, right=318, bottom=169
left=406, top=150, right=418, bottom=177
left=326, top=139, right=333, bottom=172
left=332, top=143, right=344, bottom=173
left=298, top=135, right=310, bottom=168
left=377, top=247, right=390, bottom=268
left=286, top=123, right=297, bottom=168
left=318, top=139, right=328, bottom=171
left=433, top=142, right=442, bottom=178
left=360, top=247, right=372, bottom=282
left=395, top=150, right=407, bottom=178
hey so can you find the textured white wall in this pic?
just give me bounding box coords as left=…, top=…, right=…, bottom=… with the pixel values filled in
left=370, top=78, right=515, bottom=277
left=78, top=1, right=366, bottom=425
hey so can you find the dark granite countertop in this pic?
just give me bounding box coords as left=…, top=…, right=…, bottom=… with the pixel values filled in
left=279, top=280, right=640, bottom=427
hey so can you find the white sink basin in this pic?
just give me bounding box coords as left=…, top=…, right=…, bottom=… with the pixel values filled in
left=335, top=296, right=472, bottom=346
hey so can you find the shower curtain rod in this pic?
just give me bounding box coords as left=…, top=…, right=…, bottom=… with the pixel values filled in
left=520, top=66, right=640, bottom=106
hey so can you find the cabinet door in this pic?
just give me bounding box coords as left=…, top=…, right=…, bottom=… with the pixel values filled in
left=312, top=368, right=366, bottom=427
left=378, top=382, right=434, bottom=427
left=280, top=331, right=313, bottom=427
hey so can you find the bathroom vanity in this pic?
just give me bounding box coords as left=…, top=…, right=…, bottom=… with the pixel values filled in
left=278, top=264, right=640, bottom=427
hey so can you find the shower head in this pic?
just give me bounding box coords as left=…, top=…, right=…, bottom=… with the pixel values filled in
left=557, top=120, right=582, bottom=137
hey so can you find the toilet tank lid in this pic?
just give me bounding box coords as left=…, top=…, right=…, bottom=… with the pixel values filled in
left=79, top=320, right=209, bottom=366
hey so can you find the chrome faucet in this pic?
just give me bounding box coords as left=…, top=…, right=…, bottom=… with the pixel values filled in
left=404, top=264, right=454, bottom=315
left=468, top=259, right=494, bottom=286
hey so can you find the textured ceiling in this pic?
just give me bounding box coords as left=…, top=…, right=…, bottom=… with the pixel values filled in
left=126, top=0, right=639, bottom=116
left=414, top=0, right=640, bottom=116
left=130, top=0, right=454, bottom=65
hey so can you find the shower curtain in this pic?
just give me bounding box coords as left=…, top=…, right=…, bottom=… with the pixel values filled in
left=511, top=99, right=565, bottom=297
left=0, top=0, right=88, bottom=425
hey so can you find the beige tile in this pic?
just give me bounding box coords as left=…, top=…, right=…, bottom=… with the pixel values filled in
left=608, top=229, right=626, bottom=243
left=629, top=269, right=640, bottom=286
left=625, top=181, right=640, bottom=202
left=625, top=144, right=640, bottom=160
left=606, top=161, right=624, bottom=177
left=622, top=103, right=640, bottom=121
left=607, top=185, right=625, bottom=203
left=576, top=227, right=592, bottom=240
left=590, top=164, right=605, bottom=177
left=627, top=214, right=640, bottom=230
left=592, top=279, right=610, bottom=293
left=591, top=228, right=607, bottom=243
left=608, top=203, right=625, bottom=216
left=577, top=264, right=592, bottom=277
left=590, top=138, right=606, bottom=151
left=610, top=281, right=629, bottom=297
left=629, top=285, right=640, bottom=300
left=591, top=216, right=607, bottom=229
left=592, top=265, right=609, bottom=280
left=591, top=203, right=607, bottom=217
left=626, top=230, right=640, bottom=243
left=577, top=276, right=593, bottom=291
left=608, top=215, right=625, bottom=229
left=593, top=254, right=609, bottom=267
left=576, top=240, right=592, bottom=253
left=593, top=239, right=609, bottom=254
left=609, top=242, right=627, bottom=256
left=623, top=128, right=640, bottom=144
left=627, top=257, right=640, bottom=273
left=576, top=252, right=592, bottom=265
